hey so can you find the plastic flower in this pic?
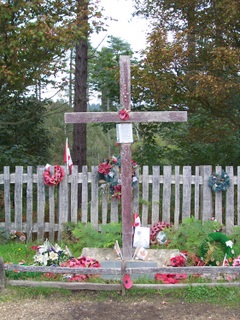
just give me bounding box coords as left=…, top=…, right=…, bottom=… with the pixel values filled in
left=123, top=274, right=133, bottom=289
left=61, top=256, right=101, bottom=282
left=119, top=108, right=130, bottom=120
left=98, top=162, right=112, bottom=175
left=155, top=273, right=187, bottom=284
left=170, top=255, right=186, bottom=267
left=112, top=185, right=122, bottom=199
left=225, top=240, right=234, bottom=248
left=233, top=256, right=240, bottom=266
left=49, top=251, right=59, bottom=261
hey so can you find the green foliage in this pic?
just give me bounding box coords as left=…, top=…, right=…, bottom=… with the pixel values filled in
left=0, top=226, right=9, bottom=244
left=0, top=96, right=51, bottom=168
left=229, top=226, right=240, bottom=256
left=69, top=222, right=122, bottom=255
left=89, top=36, right=134, bottom=111
left=165, top=217, right=223, bottom=257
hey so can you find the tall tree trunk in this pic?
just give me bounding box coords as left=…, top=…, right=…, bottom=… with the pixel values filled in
left=73, top=0, right=89, bottom=207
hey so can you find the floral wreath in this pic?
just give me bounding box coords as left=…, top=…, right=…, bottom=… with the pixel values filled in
left=200, top=232, right=235, bottom=266
left=150, top=221, right=171, bottom=244
left=43, top=164, right=65, bottom=186
left=208, top=171, right=230, bottom=192
left=98, top=155, right=138, bottom=199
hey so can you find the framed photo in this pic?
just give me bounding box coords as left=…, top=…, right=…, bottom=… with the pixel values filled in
left=133, top=226, right=150, bottom=248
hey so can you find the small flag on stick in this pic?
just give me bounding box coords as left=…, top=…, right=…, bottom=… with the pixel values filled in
left=64, top=138, right=73, bottom=174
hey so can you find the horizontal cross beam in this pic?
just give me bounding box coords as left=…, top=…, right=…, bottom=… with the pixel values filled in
left=65, top=111, right=187, bottom=124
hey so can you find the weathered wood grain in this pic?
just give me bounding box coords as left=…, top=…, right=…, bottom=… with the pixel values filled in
left=65, top=111, right=188, bottom=124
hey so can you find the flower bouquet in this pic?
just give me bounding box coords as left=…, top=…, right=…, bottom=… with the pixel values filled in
left=33, top=239, right=72, bottom=266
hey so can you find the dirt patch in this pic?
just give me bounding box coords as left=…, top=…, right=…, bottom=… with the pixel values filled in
left=0, top=291, right=240, bottom=320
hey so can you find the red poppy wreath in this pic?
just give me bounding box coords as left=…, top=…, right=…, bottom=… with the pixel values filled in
left=43, top=165, right=65, bottom=186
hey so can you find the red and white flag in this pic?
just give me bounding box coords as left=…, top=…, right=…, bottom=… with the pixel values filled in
left=64, top=138, right=73, bottom=174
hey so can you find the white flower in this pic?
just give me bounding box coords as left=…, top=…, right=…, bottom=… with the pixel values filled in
left=49, top=251, right=59, bottom=261
left=54, top=243, right=62, bottom=253
left=34, top=253, right=48, bottom=266
left=132, top=176, right=138, bottom=183
left=225, top=240, right=234, bottom=248
left=108, top=171, right=114, bottom=178
left=42, top=253, right=49, bottom=266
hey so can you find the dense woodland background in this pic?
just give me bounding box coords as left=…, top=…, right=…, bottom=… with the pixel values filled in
left=0, top=0, right=239, bottom=171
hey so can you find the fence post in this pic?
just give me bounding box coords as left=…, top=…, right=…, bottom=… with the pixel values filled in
left=200, top=165, right=213, bottom=220
left=0, top=257, right=5, bottom=289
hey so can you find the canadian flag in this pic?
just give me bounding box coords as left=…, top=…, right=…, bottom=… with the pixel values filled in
left=132, top=212, right=141, bottom=236
left=64, top=138, right=73, bottom=174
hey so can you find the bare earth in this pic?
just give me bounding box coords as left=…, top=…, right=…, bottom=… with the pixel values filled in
left=0, top=291, right=240, bottom=320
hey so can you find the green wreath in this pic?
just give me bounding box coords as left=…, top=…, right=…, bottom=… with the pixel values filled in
left=200, top=232, right=235, bottom=266
left=208, top=171, right=230, bottom=192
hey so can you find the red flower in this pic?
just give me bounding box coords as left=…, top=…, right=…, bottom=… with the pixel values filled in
left=60, top=256, right=101, bottom=282
left=123, top=274, right=133, bottom=289
left=112, top=185, right=122, bottom=199
left=98, top=162, right=112, bottom=175
left=155, top=273, right=187, bottom=284
left=170, top=255, right=186, bottom=267
left=30, top=245, right=39, bottom=251
left=119, top=108, right=130, bottom=120
left=43, top=165, right=65, bottom=186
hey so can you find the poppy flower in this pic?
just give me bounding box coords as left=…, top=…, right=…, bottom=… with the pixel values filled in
left=119, top=108, right=130, bottom=120
left=123, top=274, right=133, bottom=289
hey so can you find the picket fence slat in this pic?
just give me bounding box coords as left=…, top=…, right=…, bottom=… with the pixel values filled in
left=15, top=166, right=23, bottom=231
left=174, top=166, right=180, bottom=227
left=90, top=166, right=98, bottom=228
left=70, top=165, right=78, bottom=224
left=194, top=166, right=200, bottom=220
left=0, top=165, right=239, bottom=241
left=110, top=198, right=119, bottom=223
left=215, top=166, right=223, bottom=223
left=226, top=166, right=234, bottom=231
left=48, top=167, right=55, bottom=243
left=162, top=166, right=171, bottom=223
left=141, top=166, right=149, bottom=226
left=37, top=167, right=45, bottom=242
left=3, top=166, right=11, bottom=232
left=152, top=166, right=160, bottom=224
left=81, top=166, right=88, bottom=224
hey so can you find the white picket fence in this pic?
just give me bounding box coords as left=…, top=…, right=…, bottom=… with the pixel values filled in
left=0, top=165, right=239, bottom=242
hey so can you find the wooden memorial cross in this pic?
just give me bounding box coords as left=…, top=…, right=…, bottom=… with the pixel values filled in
left=65, top=55, right=187, bottom=260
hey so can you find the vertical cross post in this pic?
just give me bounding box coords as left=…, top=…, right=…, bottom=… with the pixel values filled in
left=119, top=56, right=133, bottom=259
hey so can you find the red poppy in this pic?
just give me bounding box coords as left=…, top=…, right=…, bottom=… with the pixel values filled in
left=119, top=108, right=130, bottom=120
left=60, top=256, right=101, bottom=282
left=170, top=255, right=186, bottom=267
left=123, top=274, right=133, bottom=289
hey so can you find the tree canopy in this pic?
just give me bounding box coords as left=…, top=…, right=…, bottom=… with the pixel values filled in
left=131, top=0, right=240, bottom=165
